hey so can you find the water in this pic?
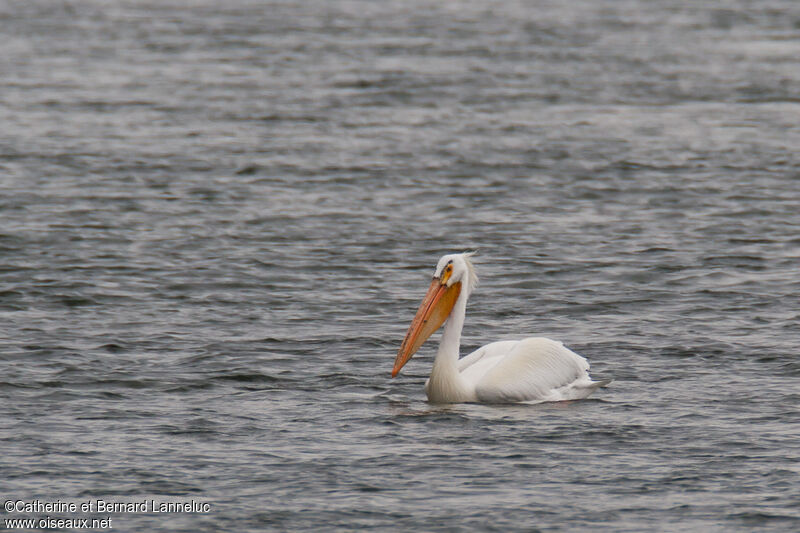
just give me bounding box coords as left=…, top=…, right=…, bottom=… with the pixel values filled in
left=1, top=0, right=799, bottom=531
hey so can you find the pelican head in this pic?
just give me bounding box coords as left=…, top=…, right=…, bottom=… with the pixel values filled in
left=391, top=252, right=477, bottom=378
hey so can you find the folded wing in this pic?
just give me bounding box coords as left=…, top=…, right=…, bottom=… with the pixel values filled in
left=470, top=337, right=596, bottom=403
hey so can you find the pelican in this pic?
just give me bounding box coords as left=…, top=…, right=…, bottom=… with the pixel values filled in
left=391, top=252, right=609, bottom=403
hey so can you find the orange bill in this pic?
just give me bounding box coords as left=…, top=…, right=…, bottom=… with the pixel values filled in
left=391, top=278, right=461, bottom=377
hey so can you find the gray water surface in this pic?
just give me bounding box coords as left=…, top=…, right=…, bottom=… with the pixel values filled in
left=2, top=1, right=799, bottom=531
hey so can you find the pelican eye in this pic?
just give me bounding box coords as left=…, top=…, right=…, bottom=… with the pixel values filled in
left=440, top=262, right=454, bottom=284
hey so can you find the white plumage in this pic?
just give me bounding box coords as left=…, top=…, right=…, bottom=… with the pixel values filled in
left=393, top=253, right=608, bottom=404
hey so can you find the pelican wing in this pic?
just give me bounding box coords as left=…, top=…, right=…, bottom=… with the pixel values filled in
left=471, top=337, right=597, bottom=403
left=457, top=340, right=518, bottom=373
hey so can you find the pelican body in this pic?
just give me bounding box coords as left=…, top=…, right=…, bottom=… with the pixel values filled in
left=391, top=253, right=607, bottom=404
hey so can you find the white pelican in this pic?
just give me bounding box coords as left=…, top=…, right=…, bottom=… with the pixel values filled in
left=391, top=252, right=609, bottom=403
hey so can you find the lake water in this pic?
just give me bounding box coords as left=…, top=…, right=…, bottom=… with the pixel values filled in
left=1, top=0, right=799, bottom=531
